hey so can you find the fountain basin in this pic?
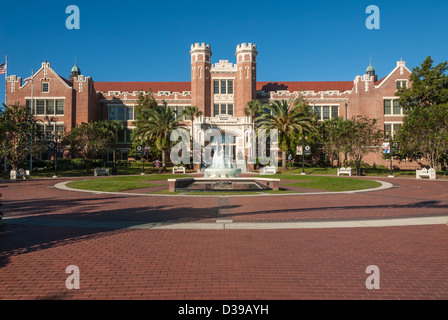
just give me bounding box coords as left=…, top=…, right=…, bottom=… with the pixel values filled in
left=168, top=177, right=280, bottom=192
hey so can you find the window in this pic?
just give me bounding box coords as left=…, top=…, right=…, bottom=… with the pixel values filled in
left=109, top=106, right=133, bottom=121
left=384, top=100, right=391, bottom=115
left=214, top=80, right=219, bottom=94
left=56, top=100, right=64, bottom=115
left=42, top=82, right=49, bottom=93
left=214, top=104, right=220, bottom=116
left=313, top=105, right=340, bottom=121
left=117, top=107, right=125, bottom=121
left=214, top=103, right=233, bottom=116
left=393, top=100, right=400, bottom=115
left=396, top=81, right=407, bottom=90
left=221, top=80, right=227, bottom=94
left=228, top=80, right=234, bottom=94
left=384, top=123, right=402, bottom=138
left=313, top=106, right=321, bottom=119
left=331, top=106, right=339, bottom=119
left=126, top=106, right=134, bottom=120
left=36, top=100, right=45, bottom=115
left=55, top=124, right=64, bottom=135
left=384, top=99, right=402, bottom=115
left=323, top=106, right=330, bottom=120
left=46, top=100, right=54, bottom=115
left=213, top=79, right=234, bottom=94
left=27, top=99, right=64, bottom=115
left=227, top=104, right=233, bottom=116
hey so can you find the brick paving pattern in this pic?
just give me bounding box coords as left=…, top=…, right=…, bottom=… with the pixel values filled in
left=1, top=176, right=448, bottom=300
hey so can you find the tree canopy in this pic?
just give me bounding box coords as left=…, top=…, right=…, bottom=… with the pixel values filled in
left=395, top=56, right=448, bottom=169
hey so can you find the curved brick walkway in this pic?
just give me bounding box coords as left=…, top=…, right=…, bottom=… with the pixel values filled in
left=1, top=176, right=448, bottom=299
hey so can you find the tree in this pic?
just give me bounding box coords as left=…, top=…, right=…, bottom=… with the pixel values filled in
left=244, top=99, right=263, bottom=127
left=395, top=56, right=448, bottom=170
left=96, top=120, right=125, bottom=169
left=0, top=103, right=44, bottom=172
left=256, top=99, right=317, bottom=170
left=132, top=101, right=185, bottom=171
left=181, top=106, right=203, bottom=167
left=343, top=116, right=383, bottom=175
left=320, top=117, right=352, bottom=166
left=395, top=104, right=448, bottom=169
left=64, top=121, right=114, bottom=173
left=397, top=56, right=448, bottom=109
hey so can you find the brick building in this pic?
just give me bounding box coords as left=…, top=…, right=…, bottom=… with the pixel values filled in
left=6, top=43, right=414, bottom=169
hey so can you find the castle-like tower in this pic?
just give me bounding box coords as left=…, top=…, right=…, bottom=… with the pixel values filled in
left=190, top=43, right=212, bottom=116
left=234, top=43, right=258, bottom=117
left=190, top=42, right=258, bottom=118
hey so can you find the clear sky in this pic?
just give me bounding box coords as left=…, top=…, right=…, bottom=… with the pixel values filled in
left=1, top=0, right=448, bottom=105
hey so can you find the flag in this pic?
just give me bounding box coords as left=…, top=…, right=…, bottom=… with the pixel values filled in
left=24, top=75, right=34, bottom=83
left=0, top=63, right=6, bottom=75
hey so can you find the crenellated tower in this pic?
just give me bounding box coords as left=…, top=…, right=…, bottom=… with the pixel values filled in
left=190, top=43, right=212, bottom=116
left=234, top=43, right=258, bottom=117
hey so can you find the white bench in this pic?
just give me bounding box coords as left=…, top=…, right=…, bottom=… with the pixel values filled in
left=260, top=165, right=277, bottom=175
left=337, top=167, right=352, bottom=176
left=94, top=167, right=110, bottom=176
left=10, top=169, right=30, bottom=180
left=172, top=166, right=186, bottom=174
left=416, top=168, right=436, bottom=180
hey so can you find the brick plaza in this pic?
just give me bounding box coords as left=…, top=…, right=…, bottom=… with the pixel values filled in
left=1, top=176, right=448, bottom=300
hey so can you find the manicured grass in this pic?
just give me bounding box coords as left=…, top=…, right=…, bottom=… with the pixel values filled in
left=65, top=172, right=381, bottom=193
left=258, top=174, right=382, bottom=192
left=66, top=174, right=191, bottom=192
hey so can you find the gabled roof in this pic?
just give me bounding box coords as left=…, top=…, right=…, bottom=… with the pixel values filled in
left=257, top=81, right=354, bottom=93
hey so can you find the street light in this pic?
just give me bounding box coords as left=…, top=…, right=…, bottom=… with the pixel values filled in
left=299, top=135, right=308, bottom=175
left=52, top=130, right=63, bottom=178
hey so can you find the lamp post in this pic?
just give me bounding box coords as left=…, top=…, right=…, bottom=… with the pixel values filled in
left=299, top=135, right=308, bottom=175
left=51, top=130, right=63, bottom=178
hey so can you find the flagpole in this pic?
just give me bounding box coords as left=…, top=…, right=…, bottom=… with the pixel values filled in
left=29, top=69, right=34, bottom=173
left=3, top=55, right=7, bottom=173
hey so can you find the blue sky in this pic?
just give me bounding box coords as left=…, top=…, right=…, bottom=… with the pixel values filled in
left=1, top=0, right=448, bottom=104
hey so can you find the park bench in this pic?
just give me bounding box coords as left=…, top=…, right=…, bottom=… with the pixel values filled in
left=172, top=166, right=186, bottom=174
left=94, top=167, right=110, bottom=177
left=416, top=168, right=436, bottom=180
left=10, top=168, right=30, bottom=180
left=337, top=167, right=352, bottom=176
left=260, top=165, right=277, bottom=175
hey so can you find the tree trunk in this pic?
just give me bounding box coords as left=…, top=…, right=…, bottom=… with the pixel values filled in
left=162, top=149, right=166, bottom=171
left=282, top=150, right=287, bottom=170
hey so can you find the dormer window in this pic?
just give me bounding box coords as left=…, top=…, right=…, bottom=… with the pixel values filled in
left=42, top=82, right=49, bottom=93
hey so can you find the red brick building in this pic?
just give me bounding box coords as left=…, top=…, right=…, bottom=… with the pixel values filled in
left=6, top=43, right=414, bottom=169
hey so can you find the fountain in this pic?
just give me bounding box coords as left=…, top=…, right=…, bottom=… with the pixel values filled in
left=168, top=145, right=280, bottom=192
left=203, top=145, right=241, bottom=178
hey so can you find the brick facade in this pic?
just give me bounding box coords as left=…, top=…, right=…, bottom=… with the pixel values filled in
left=6, top=44, right=417, bottom=169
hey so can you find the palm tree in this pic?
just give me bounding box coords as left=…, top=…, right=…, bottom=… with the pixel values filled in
left=181, top=106, right=203, bottom=167
left=257, top=99, right=317, bottom=170
left=133, top=102, right=185, bottom=171
left=244, top=99, right=263, bottom=128
left=182, top=106, right=203, bottom=141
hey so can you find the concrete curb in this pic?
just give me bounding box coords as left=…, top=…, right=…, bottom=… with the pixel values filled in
left=4, top=215, right=448, bottom=230
left=54, top=179, right=394, bottom=198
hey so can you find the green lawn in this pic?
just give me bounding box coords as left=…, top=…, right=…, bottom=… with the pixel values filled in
left=64, top=172, right=381, bottom=194
left=258, top=174, right=382, bottom=192
left=66, top=174, right=191, bottom=192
